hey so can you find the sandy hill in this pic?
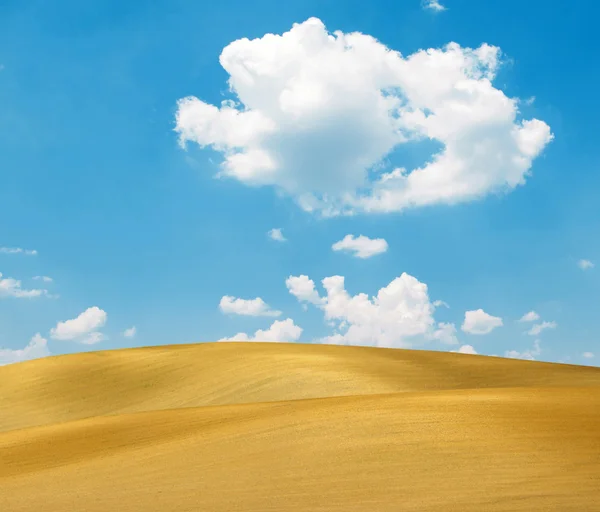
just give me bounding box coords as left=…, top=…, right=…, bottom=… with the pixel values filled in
left=1, top=342, right=600, bottom=511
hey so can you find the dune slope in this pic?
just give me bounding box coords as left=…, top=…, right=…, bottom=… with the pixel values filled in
left=1, top=342, right=600, bottom=511
left=2, top=341, right=600, bottom=432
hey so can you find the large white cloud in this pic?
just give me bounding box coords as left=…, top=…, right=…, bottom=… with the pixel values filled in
left=0, top=272, right=48, bottom=299
left=175, top=17, right=552, bottom=216
left=50, top=306, right=107, bottom=344
left=219, top=295, right=282, bottom=317
left=287, top=272, right=457, bottom=347
left=0, top=333, right=51, bottom=366
left=220, top=318, right=302, bottom=342
left=332, top=234, right=388, bottom=259
left=461, top=309, right=503, bottom=335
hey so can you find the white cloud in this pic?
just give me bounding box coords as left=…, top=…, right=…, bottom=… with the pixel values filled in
left=0, top=272, right=49, bottom=299
left=583, top=352, right=594, bottom=359
left=268, top=228, right=287, bottom=242
left=527, top=320, right=556, bottom=336
left=219, top=295, right=282, bottom=317
left=175, top=18, right=552, bottom=217
left=519, top=310, right=539, bottom=322
left=452, top=344, right=477, bottom=355
left=332, top=234, right=388, bottom=259
left=123, top=326, right=137, bottom=338
left=0, top=247, right=37, bottom=256
left=285, top=275, right=323, bottom=305
left=433, top=299, right=450, bottom=308
left=0, top=333, right=51, bottom=366
left=422, top=0, right=446, bottom=12
left=578, top=259, right=595, bottom=270
left=220, top=318, right=302, bottom=342
left=287, top=272, right=457, bottom=348
left=505, top=339, right=541, bottom=361
left=50, top=306, right=107, bottom=344
left=432, top=322, right=459, bottom=345
left=461, top=309, right=503, bottom=335
left=33, top=275, right=53, bottom=283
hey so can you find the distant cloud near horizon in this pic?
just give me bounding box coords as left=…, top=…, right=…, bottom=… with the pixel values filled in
left=0, top=333, right=50, bottom=366
left=33, top=276, right=53, bottom=283
left=123, top=326, right=137, bottom=338
left=50, top=307, right=107, bottom=345
left=452, top=344, right=477, bottom=355
left=287, top=272, right=458, bottom=347
left=220, top=318, right=302, bottom=342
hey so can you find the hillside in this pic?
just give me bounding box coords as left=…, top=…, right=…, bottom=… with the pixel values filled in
left=1, top=342, right=600, bottom=511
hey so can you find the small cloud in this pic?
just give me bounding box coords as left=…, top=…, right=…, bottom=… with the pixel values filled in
left=527, top=320, right=557, bottom=336
left=519, top=310, right=540, bottom=323
left=123, top=326, right=137, bottom=338
left=422, top=0, right=446, bottom=11
left=583, top=352, right=594, bottom=359
left=33, top=276, right=53, bottom=283
left=432, top=322, right=459, bottom=345
left=50, top=306, right=107, bottom=344
left=0, top=247, right=37, bottom=256
left=578, top=259, right=595, bottom=270
left=332, top=234, right=388, bottom=259
left=433, top=300, right=450, bottom=309
left=0, top=272, right=49, bottom=299
left=461, top=309, right=503, bottom=335
left=452, top=344, right=477, bottom=355
left=268, top=228, right=287, bottom=242
left=219, top=295, right=282, bottom=317
left=0, top=333, right=51, bottom=366
left=220, top=318, right=302, bottom=342
left=505, top=339, right=541, bottom=361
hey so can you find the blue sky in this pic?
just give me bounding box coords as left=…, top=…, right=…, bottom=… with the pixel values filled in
left=1, top=0, right=598, bottom=365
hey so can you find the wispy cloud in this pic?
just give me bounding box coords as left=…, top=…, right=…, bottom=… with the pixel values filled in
left=0, top=272, right=49, bottom=298
left=0, top=247, right=37, bottom=256
left=527, top=321, right=557, bottom=336
left=519, top=310, right=540, bottom=322
left=123, top=326, right=137, bottom=338
left=33, top=275, right=53, bottom=283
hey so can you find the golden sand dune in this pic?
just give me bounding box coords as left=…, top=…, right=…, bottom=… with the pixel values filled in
left=1, top=342, right=600, bottom=511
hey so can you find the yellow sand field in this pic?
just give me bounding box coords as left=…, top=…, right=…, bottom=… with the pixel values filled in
left=1, top=342, right=599, bottom=511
